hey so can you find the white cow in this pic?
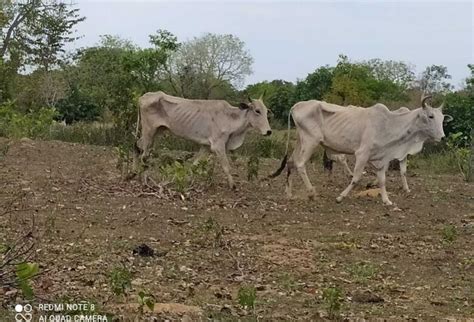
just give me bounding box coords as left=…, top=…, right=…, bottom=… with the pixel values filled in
left=323, top=106, right=424, bottom=193
left=133, top=91, right=272, bottom=189
left=270, top=96, right=449, bottom=205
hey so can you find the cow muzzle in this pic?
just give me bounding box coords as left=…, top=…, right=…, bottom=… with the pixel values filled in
left=265, top=130, right=272, bottom=136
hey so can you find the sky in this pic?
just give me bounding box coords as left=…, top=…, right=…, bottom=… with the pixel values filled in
left=74, top=0, right=473, bottom=88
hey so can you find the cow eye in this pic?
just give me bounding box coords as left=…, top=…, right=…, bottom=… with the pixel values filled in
left=428, top=115, right=434, bottom=119
left=255, top=110, right=261, bottom=115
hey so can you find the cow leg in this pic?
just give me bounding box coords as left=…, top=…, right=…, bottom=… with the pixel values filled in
left=211, top=142, right=235, bottom=189
left=340, top=157, right=353, bottom=177
left=192, top=146, right=209, bottom=165
left=376, top=164, right=392, bottom=205
left=292, top=135, right=319, bottom=199
left=399, top=157, right=410, bottom=193
left=135, top=124, right=158, bottom=184
left=336, top=153, right=368, bottom=203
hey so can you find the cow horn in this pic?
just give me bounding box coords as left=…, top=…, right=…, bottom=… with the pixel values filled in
left=439, top=102, right=445, bottom=110
left=260, top=89, right=267, bottom=100
left=421, top=95, right=432, bottom=108
left=247, top=94, right=252, bottom=103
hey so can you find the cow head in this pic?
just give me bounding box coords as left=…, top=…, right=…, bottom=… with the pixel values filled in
left=239, top=93, right=272, bottom=136
left=418, top=95, right=449, bottom=142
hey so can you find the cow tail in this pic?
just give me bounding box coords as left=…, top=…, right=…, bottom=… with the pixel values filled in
left=133, top=97, right=142, bottom=156
left=268, top=109, right=292, bottom=178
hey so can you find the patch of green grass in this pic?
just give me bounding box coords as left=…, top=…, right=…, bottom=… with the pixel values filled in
left=442, top=224, right=457, bottom=244
left=238, top=285, right=257, bottom=309
left=409, top=152, right=460, bottom=175
left=347, top=261, right=378, bottom=282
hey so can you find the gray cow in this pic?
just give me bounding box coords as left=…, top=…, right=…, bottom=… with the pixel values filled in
left=271, top=96, right=449, bottom=205
left=133, top=91, right=272, bottom=189
left=323, top=106, right=424, bottom=193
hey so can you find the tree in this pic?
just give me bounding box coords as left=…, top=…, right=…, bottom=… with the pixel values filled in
left=294, top=66, right=334, bottom=101
left=442, top=64, right=474, bottom=147
left=55, top=85, right=100, bottom=124
left=164, top=33, right=253, bottom=99
left=13, top=69, right=68, bottom=111
left=324, top=55, right=375, bottom=106
left=324, top=55, right=410, bottom=106
left=1, top=0, right=84, bottom=70
left=365, top=59, right=415, bottom=90
left=122, top=30, right=179, bottom=93
left=245, top=80, right=295, bottom=123
left=0, top=0, right=84, bottom=104
left=66, top=32, right=179, bottom=130
left=418, top=64, right=453, bottom=94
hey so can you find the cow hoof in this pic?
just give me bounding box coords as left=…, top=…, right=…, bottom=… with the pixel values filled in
left=404, top=189, right=411, bottom=194
left=383, top=200, right=393, bottom=206
left=336, top=196, right=343, bottom=203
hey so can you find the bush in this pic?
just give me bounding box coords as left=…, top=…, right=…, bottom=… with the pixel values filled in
left=159, top=158, right=214, bottom=193
left=109, top=266, right=132, bottom=296
left=0, top=101, right=57, bottom=139
left=322, top=287, right=343, bottom=319
left=55, top=87, right=102, bottom=124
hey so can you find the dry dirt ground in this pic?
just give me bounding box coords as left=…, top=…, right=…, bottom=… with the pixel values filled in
left=1, top=138, right=473, bottom=321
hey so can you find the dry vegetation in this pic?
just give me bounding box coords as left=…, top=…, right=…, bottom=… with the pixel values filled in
left=0, top=137, right=473, bottom=320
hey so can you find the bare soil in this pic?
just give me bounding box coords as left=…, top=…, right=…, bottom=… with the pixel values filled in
left=1, top=138, right=473, bottom=320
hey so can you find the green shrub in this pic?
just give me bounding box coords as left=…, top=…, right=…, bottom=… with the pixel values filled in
left=0, top=101, right=57, bottom=139
left=447, top=132, right=473, bottom=182
left=15, top=262, right=39, bottom=300
left=137, top=291, right=155, bottom=314
left=322, top=287, right=343, bottom=319
left=55, top=86, right=102, bottom=124
left=109, top=266, right=132, bottom=296
left=159, top=158, right=214, bottom=193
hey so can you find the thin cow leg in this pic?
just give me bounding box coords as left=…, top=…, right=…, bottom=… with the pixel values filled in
left=136, top=125, right=158, bottom=184
left=399, top=157, right=410, bottom=193
left=293, top=135, right=319, bottom=199
left=336, top=152, right=368, bottom=203
left=376, top=164, right=392, bottom=205
left=340, top=157, right=353, bottom=177
left=211, top=142, right=235, bottom=189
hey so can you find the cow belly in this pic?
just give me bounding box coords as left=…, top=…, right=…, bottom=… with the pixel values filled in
left=167, top=123, right=211, bottom=146
left=322, top=136, right=358, bottom=155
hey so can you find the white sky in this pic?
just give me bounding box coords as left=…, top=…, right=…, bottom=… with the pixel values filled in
left=73, top=0, right=473, bottom=88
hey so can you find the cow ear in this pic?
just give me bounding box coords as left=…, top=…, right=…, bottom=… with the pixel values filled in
left=239, top=102, right=250, bottom=110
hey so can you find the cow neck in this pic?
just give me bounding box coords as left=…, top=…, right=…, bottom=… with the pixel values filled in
left=234, top=108, right=251, bottom=134
left=385, top=108, right=427, bottom=146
